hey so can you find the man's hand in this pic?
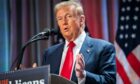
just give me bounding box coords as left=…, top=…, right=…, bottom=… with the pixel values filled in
left=32, top=63, right=37, bottom=68
left=75, top=53, right=85, bottom=79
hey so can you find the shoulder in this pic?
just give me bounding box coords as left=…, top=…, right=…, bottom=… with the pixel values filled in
left=86, top=36, right=113, bottom=46
left=45, top=42, right=65, bottom=51
left=85, top=36, right=115, bottom=52
left=49, top=42, right=64, bottom=49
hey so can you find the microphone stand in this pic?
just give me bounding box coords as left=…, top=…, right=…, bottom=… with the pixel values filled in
left=16, top=35, right=49, bottom=70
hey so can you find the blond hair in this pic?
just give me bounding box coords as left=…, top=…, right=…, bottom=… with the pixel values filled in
left=54, top=1, right=84, bottom=16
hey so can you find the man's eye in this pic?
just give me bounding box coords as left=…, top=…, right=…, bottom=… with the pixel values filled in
left=57, top=17, right=62, bottom=21
left=67, top=15, right=72, bottom=18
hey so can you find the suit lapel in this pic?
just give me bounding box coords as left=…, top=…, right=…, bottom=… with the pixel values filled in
left=80, top=36, right=93, bottom=64
left=71, top=36, right=94, bottom=82
left=52, top=43, right=65, bottom=74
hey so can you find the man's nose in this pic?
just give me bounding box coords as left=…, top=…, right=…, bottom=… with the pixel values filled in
left=62, top=17, right=68, bottom=25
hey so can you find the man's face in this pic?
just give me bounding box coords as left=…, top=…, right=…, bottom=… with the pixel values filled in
left=56, top=6, right=85, bottom=41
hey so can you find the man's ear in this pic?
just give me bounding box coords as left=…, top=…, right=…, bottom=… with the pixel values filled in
left=80, top=15, right=85, bottom=26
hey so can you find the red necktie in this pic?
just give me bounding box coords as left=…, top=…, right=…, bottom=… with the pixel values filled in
left=60, top=41, right=75, bottom=80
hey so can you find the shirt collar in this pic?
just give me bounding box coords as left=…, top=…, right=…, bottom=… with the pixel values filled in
left=65, top=31, right=86, bottom=47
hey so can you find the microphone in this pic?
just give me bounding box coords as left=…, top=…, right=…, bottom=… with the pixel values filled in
left=38, top=28, right=58, bottom=36
left=16, top=28, right=58, bottom=70
left=43, top=28, right=58, bottom=35
left=31, top=28, right=58, bottom=40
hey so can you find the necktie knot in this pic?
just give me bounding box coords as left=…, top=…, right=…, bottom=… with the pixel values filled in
left=68, top=41, right=75, bottom=48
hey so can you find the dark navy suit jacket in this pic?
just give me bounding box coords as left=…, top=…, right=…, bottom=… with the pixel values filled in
left=42, top=35, right=116, bottom=84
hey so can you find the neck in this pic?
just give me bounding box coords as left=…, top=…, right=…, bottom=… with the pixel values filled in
left=66, top=30, right=83, bottom=42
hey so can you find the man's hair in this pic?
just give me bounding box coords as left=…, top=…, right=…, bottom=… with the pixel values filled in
left=54, top=1, right=84, bottom=16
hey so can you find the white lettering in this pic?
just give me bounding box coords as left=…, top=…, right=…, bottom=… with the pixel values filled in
left=32, top=80, right=39, bottom=84
left=9, top=81, right=12, bottom=84
left=27, top=81, right=32, bottom=84
left=22, top=82, right=26, bottom=84
left=13, top=79, right=45, bottom=84
left=15, top=79, right=22, bottom=84
left=39, top=79, right=45, bottom=84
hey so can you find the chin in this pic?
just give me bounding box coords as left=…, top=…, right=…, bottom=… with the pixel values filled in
left=63, top=33, right=71, bottom=37
left=64, top=36, right=72, bottom=41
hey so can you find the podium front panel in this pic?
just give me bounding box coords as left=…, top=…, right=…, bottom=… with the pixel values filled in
left=0, top=65, right=50, bottom=84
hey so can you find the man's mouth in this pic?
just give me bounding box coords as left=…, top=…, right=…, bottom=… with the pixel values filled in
left=64, top=27, right=69, bottom=32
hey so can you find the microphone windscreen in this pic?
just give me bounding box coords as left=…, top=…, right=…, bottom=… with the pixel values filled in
left=51, top=28, right=59, bottom=35
left=43, top=28, right=59, bottom=36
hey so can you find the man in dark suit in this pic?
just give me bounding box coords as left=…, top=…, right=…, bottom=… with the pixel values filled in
left=42, top=1, right=116, bottom=84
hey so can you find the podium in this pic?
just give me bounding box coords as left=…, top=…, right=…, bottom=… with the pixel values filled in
left=51, top=74, right=76, bottom=84
left=0, top=65, right=76, bottom=84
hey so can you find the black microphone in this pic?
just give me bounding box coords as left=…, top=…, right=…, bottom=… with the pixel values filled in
left=38, top=28, right=58, bottom=36
left=16, top=28, right=58, bottom=70
left=31, top=28, right=58, bottom=40
left=43, top=28, right=58, bottom=35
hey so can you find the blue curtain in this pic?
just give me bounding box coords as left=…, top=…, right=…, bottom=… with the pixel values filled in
left=0, top=0, right=10, bottom=72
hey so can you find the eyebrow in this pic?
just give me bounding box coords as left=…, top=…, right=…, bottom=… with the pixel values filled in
left=56, top=13, right=71, bottom=18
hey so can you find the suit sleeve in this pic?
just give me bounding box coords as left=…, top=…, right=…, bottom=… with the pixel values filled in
left=85, top=44, right=116, bottom=84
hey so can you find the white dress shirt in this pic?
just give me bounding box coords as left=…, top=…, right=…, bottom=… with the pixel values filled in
left=59, top=31, right=86, bottom=84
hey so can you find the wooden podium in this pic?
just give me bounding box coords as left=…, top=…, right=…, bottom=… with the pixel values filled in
left=0, top=65, right=76, bottom=84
